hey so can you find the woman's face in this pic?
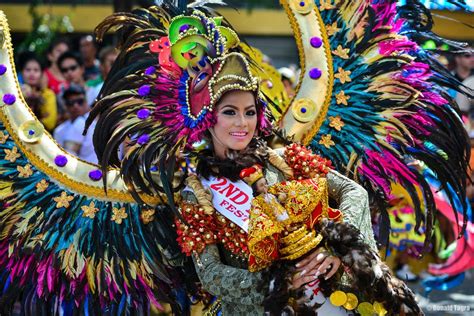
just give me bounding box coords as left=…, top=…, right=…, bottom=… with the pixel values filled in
left=48, top=43, right=68, bottom=64
left=22, top=60, right=42, bottom=87
left=211, top=90, right=258, bottom=158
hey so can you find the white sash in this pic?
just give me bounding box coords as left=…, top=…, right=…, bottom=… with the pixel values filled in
left=200, top=176, right=252, bottom=232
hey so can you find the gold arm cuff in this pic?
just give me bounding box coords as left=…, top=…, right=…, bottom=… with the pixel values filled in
left=280, top=230, right=316, bottom=255
left=280, top=226, right=307, bottom=244
left=185, top=175, right=214, bottom=215
left=267, top=147, right=294, bottom=179
left=281, top=233, right=323, bottom=260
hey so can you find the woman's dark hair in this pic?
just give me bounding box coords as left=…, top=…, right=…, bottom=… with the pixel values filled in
left=17, top=52, right=44, bottom=72
left=57, top=51, right=84, bottom=69
left=195, top=137, right=268, bottom=182
left=46, top=37, right=71, bottom=55
left=45, top=38, right=71, bottom=67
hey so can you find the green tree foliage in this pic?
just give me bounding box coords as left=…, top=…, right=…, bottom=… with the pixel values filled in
left=17, top=0, right=74, bottom=56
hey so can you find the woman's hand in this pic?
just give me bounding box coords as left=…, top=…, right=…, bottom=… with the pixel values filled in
left=291, top=248, right=341, bottom=289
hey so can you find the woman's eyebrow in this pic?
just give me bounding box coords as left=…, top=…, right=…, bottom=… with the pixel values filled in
left=220, top=104, right=238, bottom=110
left=220, top=104, right=256, bottom=110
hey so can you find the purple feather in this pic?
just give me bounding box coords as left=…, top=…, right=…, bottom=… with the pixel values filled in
left=47, top=257, right=56, bottom=293
left=379, top=39, right=417, bottom=55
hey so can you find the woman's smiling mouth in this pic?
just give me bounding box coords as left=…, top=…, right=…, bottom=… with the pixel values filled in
left=230, top=131, right=248, bottom=139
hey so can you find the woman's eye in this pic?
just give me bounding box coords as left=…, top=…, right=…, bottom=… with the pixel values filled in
left=246, top=110, right=256, bottom=116
left=222, top=109, right=235, bottom=115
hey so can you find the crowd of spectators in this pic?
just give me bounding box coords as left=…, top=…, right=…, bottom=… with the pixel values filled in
left=16, top=35, right=119, bottom=164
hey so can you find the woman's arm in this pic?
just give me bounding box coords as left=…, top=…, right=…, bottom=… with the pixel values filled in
left=179, top=180, right=265, bottom=307
left=193, top=244, right=265, bottom=306
left=327, top=169, right=378, bottom=251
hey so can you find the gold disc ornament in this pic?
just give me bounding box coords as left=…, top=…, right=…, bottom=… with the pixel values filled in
left=18, top=120, right=44, bottom=144
left=357, top=302, right=376, bottom=316
left=329, top=290, right=347, bottom=307
left=343, top=292, right=358, bottom=310
left=291, top=98, right=318, bottom=123
left=291, top=0, right=314, bottom=15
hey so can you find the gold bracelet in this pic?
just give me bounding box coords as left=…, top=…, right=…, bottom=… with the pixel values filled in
left=280, top=230, right=315, bottom=255
left=281, top=234, right=323, bottom=260
left=280, top=226, right=307, bottom=244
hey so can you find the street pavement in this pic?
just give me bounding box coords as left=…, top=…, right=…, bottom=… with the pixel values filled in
left=409, top=270, right=474, bottom=315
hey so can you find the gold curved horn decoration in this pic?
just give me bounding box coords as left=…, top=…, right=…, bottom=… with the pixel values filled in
left=0, top=11, right=157, bottom=204
left=278, top=0, right=334, bottom=145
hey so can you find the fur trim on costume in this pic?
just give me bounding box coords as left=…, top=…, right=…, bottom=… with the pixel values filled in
left=317, top=219, right=422, bottom=315
left=258, top=219, right=422, bottom=315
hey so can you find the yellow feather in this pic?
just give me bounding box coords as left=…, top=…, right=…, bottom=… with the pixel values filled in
left=73, top=231, right=85, bottom=278
left=8, top=240, right=17, bottom=256
left=0, top=180, right=13, bottom=198
left=96, top=260, right=103, bottom=294
left=86, top=256, right=96, bottom=293
left=128, top=259, right=137, bottom=280
left=0, top=201, right=24, bottom=239
left=13, top=206, right=40, bottom=237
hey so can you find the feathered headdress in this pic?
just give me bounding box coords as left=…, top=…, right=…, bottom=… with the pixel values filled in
left=88, top=4, right=270, bottom=206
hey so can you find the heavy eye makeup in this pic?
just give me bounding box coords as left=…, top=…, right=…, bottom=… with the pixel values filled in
left=220, top=105, right=257, bottom=116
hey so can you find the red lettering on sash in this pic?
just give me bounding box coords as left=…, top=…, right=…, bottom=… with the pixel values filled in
left=218, top=183, right=239, bottom=198
left=230, top=191, right=249, bottom=205
left=210, top=178, right=227, bottom=191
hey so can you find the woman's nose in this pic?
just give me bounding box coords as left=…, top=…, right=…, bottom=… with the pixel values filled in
left=235, top=113, right=248, bottom=127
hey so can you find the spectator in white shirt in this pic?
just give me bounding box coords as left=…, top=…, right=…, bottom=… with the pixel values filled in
left=86, top=46, right=119, bottom=107
left=54, top=84, right=98, bottom=164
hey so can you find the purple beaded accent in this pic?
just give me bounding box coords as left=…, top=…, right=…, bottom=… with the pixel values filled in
left=3, top=94, right=16, bottom=105
left=88, top=169, right=103, bottom=181
left=309, top=68, right=322, bottom=80
left=54, top=155, right=68, bottom=167
left=137, top=134, right=150, bottom=145
left=0, top=64, right=6, bottom=75
left=310, top=37, right=323, bottom=48
left=145, top=66, right=156, bottom=76
left=299, top=1, right=305, bottom=6
left=137, top=108, right=151, bottom=120
left=301, top=107, right=307, bottom=113
left=179, top=24, right=190, bottom=33
left=28, top=129, right=35, bottom=136
left=137, top=85, right=151, bottom=97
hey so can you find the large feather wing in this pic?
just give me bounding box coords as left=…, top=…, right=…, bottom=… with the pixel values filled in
left=278, top=0, right=471, bottom=246
left=0, top=11, right=190, bottom=314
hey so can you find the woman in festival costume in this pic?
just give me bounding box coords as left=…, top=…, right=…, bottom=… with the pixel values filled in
left=0, top=0, right=471, bottom=315
left=87, top=0, right=471, bottom=311
left=174, top=91, right=421, bottom=314
left=88, top=5, right=421, bottom=314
